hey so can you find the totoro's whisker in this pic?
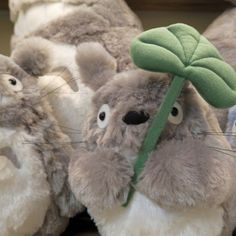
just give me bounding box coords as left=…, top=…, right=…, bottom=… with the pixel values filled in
left=200, top=131, right=236, bottom=137
left=34, top=77, right=80, bottom=105
left=207, top=146, right=236, bottom=153
left=40, top=76, right=79, bottom=97
left=39, top=67, right=69, bottom=93
left=22, top=141, right=86, bottom=145
left=207, top=146, right=236, bottom=158
left=37, top=123, right=82, bottom=134
left=57, top=124, right=83, bottom=132
left=213, top=149, right=236, bottom=159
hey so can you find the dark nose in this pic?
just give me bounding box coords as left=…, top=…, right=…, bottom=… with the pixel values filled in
left=122, top=111, right=150, bottom=125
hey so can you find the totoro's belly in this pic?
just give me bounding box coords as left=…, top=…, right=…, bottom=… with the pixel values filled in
left=92, top=192, right=224, bottom=236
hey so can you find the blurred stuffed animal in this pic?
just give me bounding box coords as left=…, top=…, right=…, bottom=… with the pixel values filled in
left=0, top=55, right=82, bottom=236
left=9, top=0, right=143, bottom=147
left=204, top=1, right=236, bottom=70
left=204, top=0, right=236, bottom=131
left=225, top=105, right=236, bottom=149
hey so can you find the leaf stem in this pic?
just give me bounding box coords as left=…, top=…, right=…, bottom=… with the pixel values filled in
left=123, top=75, right=186, bottom=207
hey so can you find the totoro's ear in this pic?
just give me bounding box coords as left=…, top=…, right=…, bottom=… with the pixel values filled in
left=76, top=42, right=117, bottom=91
left=11, top=37, right=52, bottom=76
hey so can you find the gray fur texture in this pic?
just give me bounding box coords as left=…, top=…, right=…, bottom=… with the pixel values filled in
left=70, top=148, right=133, bottom=211
left=204, top=8, right=236, bottom=70
left=76, top=42, right=117, bottom=91
left=11, top=0, right=142, bottom=73
left=204, top=6, right=236, bottom=132
left=69, top=44, right=236, bottom=236
left=10, top=0, right=142, bottom=152
left=11, top=37, right=52, bottom=76
left=0, top=55, right=82, bottom=236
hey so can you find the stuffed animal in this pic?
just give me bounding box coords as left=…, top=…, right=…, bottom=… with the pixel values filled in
left=9, top=0, right=143, bottom=147
left=204, top=0, right=236, bottom=131
left=204, top=1, right=236, bottom=70
left=0, top=55, right=82, bottom=236
left=69, top=24, right=236, bottom=236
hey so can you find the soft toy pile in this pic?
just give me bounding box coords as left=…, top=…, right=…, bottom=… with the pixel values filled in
left=6, top=0, right=144, bottom=235
left=69, top=24, right=236, bottom=236
left=9, top=0, right=143, bottom=148
left=0, top=0, right=235, bottom=236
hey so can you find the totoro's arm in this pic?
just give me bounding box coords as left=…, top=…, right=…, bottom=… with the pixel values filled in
left=137, top=138, right=236, bottom=209
left=69, top=148, right=133, bottom=210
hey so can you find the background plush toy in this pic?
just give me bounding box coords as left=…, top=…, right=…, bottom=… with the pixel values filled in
left=204, top=1, right=236, bottom=70
left=69, top=24, right=236, bottom=236
left=203, top=0, right=236, bottom=131
left=9, top=0, right=143, bottom=147
left=0, top=55, right=82, bottom=236
left=225, top=105, right=236, bottom=149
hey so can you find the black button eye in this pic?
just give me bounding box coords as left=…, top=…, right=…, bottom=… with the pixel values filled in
left=99, top=112, right=106, bottom=121
left=9, top=78, right=17, bottom=86
left=168, top=102, right=183, bottom=125
left=97, top=104, right=110, bottom=129
left=122, top=111, right=150, bottom=125
left=171, top=107, right=179, bottom=117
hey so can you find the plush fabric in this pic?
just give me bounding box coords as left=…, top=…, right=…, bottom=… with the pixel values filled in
left=69, top=42, right=236, bottom=236
left=0, top=55, right=82, bottom=236
left=204, top=8, right=236, bottom=71
left=10, top=0, right=143, bottom=148
left=127, top=23, right=236, bottom=206
left=203, top=4, right=236, bottom=132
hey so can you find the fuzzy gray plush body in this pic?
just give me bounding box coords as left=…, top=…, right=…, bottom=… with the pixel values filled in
left=0, top=55, right=81, bottom=236
left=69, top=42, right=236, bottom=236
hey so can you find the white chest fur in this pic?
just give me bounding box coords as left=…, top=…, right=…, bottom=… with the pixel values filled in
left=91, top=192, right=224, bottom=236
left=0, top=128, right=50, bottom=236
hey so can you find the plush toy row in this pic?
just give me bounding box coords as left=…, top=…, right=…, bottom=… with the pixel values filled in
left=0, top=0, right=235, bottom=236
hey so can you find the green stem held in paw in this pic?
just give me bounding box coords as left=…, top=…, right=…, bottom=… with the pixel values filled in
left=123, top=23, right=236, bottom=207
left=123, top=76, right=185, bottom=207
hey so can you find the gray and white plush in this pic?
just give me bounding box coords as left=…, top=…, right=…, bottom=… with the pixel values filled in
left=9, top=0, right=143, bottom=147
left=69, top=42, right=236, bottom=236
left=204, top=0, right=236, bottom=131
left=0, top=55, right=82, bottom=236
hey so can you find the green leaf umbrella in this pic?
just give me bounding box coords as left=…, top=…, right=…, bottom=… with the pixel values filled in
left=124, top=23, right=236, bottom=206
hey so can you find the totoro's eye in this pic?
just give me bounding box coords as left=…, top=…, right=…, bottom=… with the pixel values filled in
left=168, top=102, right=183, bottom=125
left=97, top=104, right=110, bottom=129
left=2, top=74, right=23, bottom=92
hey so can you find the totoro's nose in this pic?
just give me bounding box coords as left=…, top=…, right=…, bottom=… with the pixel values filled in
left=122, top=111, right=150, bottom=125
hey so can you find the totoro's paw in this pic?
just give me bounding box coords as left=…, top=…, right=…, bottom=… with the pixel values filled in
left=69, top=148, right=133, bottom=210
left=137, top=138, right=234, bottom=209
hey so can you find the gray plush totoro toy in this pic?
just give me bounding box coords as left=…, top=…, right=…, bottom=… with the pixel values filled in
left=204, top=0, right=236, bottom=131
left=69, top=42, right=236, bottom=236
left=0, top=55, right=82, bottom=236
left=10, top=0, right=143, bottom=149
